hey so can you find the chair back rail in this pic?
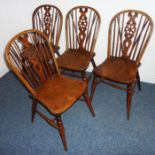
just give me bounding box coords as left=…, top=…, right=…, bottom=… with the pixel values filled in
left=65, top=6, right=101, bottom=54
left=32, top=5, right=63, bottom=47
left=108, top=10, right=153, bottom=65
left=5, top=30, right=60, bottom=95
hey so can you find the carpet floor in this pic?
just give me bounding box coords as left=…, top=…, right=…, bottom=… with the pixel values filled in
left=0, top=72, right=155, bottom=155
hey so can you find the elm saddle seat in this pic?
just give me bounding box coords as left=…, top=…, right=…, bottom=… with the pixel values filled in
left=94, top=57, right=138, bottom=84
left=37, top=76, right=86, bottom=115
left=5, top=30, right=95, bottom=151
left=57, top=49, right=95, bottom=71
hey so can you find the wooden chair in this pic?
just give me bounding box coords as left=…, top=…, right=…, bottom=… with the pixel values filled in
left=5, top=29, right=95, bottom=151
left=91, top=10, right=153, bottom=120
left=57, top=6, right=101, bottom=80
left=32, top=4, right=63, bottom=56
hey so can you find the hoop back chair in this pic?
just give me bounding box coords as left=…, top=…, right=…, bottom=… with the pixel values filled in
left=32, top=4, right=63, bottom=56
left=5, top=29, right=95, bottom=151
left=91, top=10, right=153, bottom=120
left=57, top=6, right=101, bottom=79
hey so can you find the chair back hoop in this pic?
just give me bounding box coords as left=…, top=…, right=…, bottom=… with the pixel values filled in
left=5, top=29, right=60, bottom=96
left=107, top=9, right=153, bottom=65
left=65, top=6, right=101, bottom=54
left=32, top=4, right=63, bottom=47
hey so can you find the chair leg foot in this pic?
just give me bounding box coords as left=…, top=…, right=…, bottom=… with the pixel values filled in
left=56, top=116, right=68, bottom=151
left=31, top=99, right=37, bottom=123
left=127, top=84, right=132, bottom=120
left=90, top=75, right=97, bottom=101
left=84, top=90, right=95, bottom=117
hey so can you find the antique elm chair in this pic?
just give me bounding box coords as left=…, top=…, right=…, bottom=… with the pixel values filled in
left=57, top=6, right=101, bottom=80
left=32, top=4, right=63, bottom=56
left=5, top=29, right=95, bottom=151
left=91, top=10, right=153, bottom=120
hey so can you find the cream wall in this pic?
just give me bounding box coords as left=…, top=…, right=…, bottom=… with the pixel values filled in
left=0, top=0, right=155, bottom=83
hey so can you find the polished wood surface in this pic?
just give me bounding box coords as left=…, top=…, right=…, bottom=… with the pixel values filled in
left=37, top=76, right=86, bottom=115
left=95, top=57, right=138, bottom=83
left=32, top=4, right=63, bottom=56
left=5, top=29, right=95, bottom=151
left=57, top=6, right=101, bottom=79
left=91, top=10, right=153, bottom=120
left=58, top=49, right=95, bottom=71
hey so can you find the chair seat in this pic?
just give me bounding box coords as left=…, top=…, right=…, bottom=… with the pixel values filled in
left=57, top=49, right=94, bottom=71
left=94, top=57, right=138, bottom=83
left=36, top=76, right=86, bottom=115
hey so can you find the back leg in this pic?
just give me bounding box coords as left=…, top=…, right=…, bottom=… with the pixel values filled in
left=136, top=71, right=141, bottom=91
left=31, top=99, right=37, bottom=123
left=90, top=74, right=98, bottom=101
